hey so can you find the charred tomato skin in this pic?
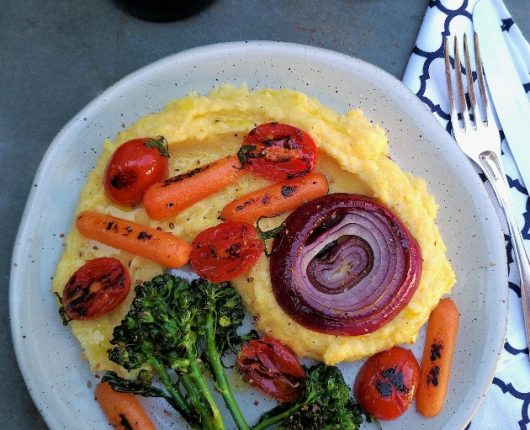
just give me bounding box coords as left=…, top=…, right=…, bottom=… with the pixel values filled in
left=354, top=346, right=420, bottom=420
left=62, top=257, right=131, bottom=320
left=240, top=122, right=318, bottom=181
left=189, top=221, right=263, bottom=282
left=237, top=337, right=306, bottom=402
left=104, top=137, right=169, bottom=205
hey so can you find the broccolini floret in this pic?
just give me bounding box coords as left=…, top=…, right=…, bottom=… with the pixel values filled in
left=254, top=364, right=374, bottom=430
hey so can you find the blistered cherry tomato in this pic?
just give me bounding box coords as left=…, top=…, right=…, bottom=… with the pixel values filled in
left=239, top=123, right=318, bottom=181
left=189, top=221, right=263, bottom=282
left=237, top=337, right=306, bottom=402
left=104, top=137, right=169, bottom=205
left=62, top=257, right=131, bottom=320
left=354, top=346, right=420, bottom=420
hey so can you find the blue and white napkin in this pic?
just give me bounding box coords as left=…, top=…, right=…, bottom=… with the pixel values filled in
left=403, top=0, right=530, bottom=428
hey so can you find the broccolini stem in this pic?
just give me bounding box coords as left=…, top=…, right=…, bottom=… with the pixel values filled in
left=205, top=312, right=250, bottom=430
left=148, top=357, right=195, bottom=423
left=188, top=356, right=226, bottom=430
left=252, top=402, right=303, bottom=430
left=181, top=373, right=215, bottom=430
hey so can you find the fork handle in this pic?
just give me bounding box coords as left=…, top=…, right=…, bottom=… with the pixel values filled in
left=479, top=150, right=530, bottom=349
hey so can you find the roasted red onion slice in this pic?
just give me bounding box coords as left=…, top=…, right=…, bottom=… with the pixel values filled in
left=270, top=193, right=422, bottom=336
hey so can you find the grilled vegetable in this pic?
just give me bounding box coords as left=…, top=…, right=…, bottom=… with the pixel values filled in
left=106, top=274, right=255, bottom=430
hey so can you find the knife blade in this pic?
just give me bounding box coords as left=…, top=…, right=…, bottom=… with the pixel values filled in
left=473, top=0, right=530, bottom=190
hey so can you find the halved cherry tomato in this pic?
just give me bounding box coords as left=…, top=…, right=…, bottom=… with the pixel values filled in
left=62, top=257, right=131, bottom=320
left=238, top=123, right=318, bottom=181
left=354, top=346, right=420, bottom=420
left=189, top=221, right=263, bottom=282
left=237, top=337, right=306, bottom=402
left=104, top=137, right=169, bottom=205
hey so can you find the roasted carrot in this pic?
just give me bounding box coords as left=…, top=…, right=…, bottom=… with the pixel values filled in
left=76, top=210, right=191, bottom=268
left=143, top=155, right=243, bottom=220
left=416, top=297, right=460, bottom=417
left=95, top=381, right=156, bottom=430
left=220, top=172, right=329, bottom=224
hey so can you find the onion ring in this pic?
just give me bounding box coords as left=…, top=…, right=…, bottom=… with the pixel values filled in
left=270, top=193, right=422, bottom=336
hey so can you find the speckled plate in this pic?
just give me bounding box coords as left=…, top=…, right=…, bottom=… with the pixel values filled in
left=10, top=42, right=507, bottom=430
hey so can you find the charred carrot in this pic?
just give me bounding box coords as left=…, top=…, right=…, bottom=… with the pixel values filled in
left=220, top=172, right=329, bottom=224
left=76, top=210, right=191, bottom=268
left=95, top=381, right=156, bottom=430
left=416, top=297, right=460, bottom=417
left=143, top=155, right=243, bottom=220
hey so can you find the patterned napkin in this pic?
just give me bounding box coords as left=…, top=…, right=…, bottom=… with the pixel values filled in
left=402, top=0, right=530, bottom=428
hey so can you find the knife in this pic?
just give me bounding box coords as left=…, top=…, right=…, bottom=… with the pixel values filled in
left=473, top=0, right=530, bottom=190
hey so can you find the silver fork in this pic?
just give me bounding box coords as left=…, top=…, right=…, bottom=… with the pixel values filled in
left=445, top=33, right=530, bottom=352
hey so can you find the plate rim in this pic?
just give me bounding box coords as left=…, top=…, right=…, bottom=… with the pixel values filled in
left=9, top=40, right=508, bottom=430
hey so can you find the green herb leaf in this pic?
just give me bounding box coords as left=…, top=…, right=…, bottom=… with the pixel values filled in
left=256, top=217, right=285, bottom=241
left=256, top=217, right=286, bottom=256
left=237, top=144, right=256, bottom=167
left=54, top=292, right=71, bottom=326
left=145, top=136, right=170, bottom=158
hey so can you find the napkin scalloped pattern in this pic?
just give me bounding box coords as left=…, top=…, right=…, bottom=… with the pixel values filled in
left=403, top=0, right=530, bottom=428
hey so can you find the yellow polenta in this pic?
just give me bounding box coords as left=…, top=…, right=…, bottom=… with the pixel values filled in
left=52, top=85, right=455, bottom=374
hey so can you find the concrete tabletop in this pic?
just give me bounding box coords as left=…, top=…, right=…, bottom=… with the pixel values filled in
left=1, top=1, right=528, bottom=428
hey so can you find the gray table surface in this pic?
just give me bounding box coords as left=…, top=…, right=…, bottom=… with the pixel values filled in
left=1, top=1, right=529, bottom=429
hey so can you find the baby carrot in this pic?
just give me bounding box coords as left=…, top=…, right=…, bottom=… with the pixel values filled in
left=220, top=172, right=329, bottom=224
left=95, top=381, right=156, bottom=430
left=76, top=210, right=191, bottom=268
left=143, top=155, right=243, bottom=220
left=416, top=297, right=460, bottom=417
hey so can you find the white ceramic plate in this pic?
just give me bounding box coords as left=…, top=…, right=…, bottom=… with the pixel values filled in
left=10, top=42, right=507, bottom=430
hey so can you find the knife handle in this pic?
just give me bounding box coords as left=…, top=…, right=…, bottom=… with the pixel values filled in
left=479, top=151, right=530, bottom=351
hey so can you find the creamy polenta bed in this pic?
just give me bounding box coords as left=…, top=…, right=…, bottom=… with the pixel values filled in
left=52, top=85, right=457, bottom=429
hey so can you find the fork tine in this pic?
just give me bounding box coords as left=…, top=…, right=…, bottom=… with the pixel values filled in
left=444, top=38, right=455, bottom=114
left=463, top=34, right=479, bottom=124
left=474, top=32, right=489, bottom=124
left=444, top=38, right=461, bottom=130
left=453, top=36, right=473, bottom=130
left=453, top=36, right=465, bottom=114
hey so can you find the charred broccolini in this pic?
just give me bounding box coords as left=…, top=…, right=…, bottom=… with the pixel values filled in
left=253, top=364, right=375, bottom=430
left=105, top=274, right=253, bottom=430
